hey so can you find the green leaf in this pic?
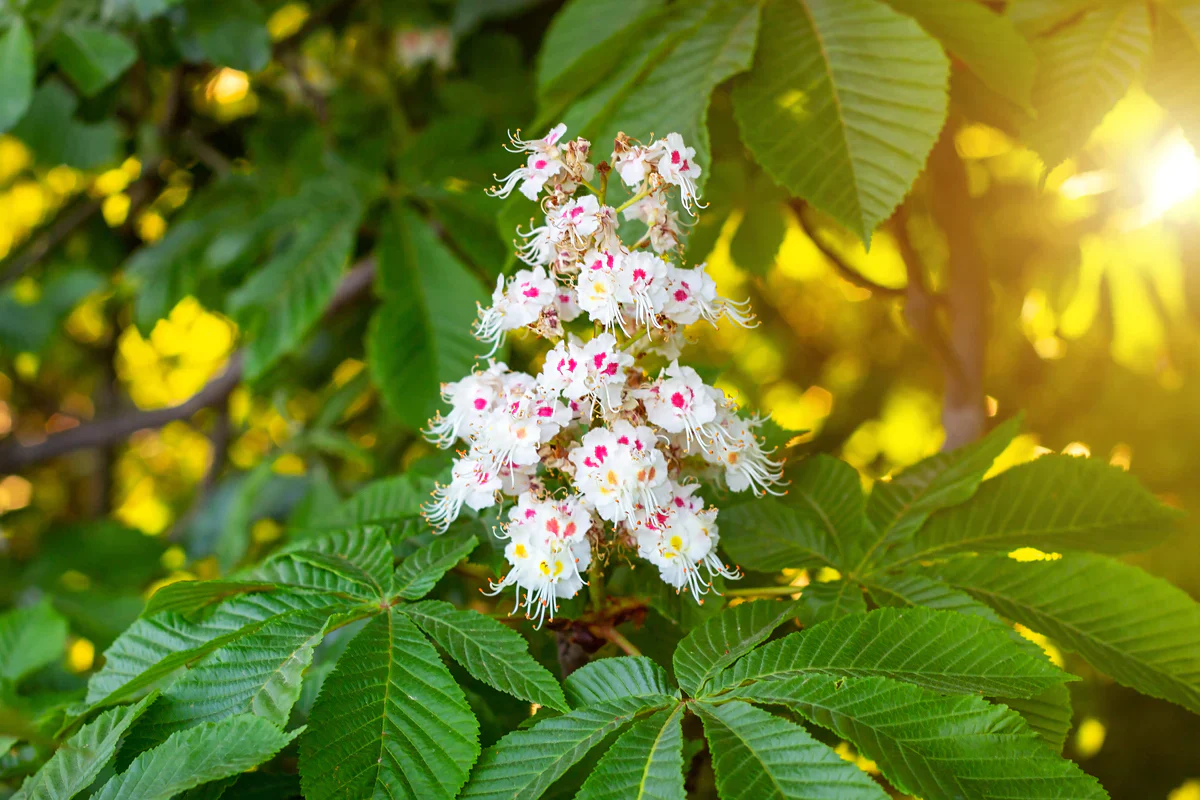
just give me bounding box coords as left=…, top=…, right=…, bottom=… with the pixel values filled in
left=186, top=0, right=271, bottom=72
left=368, top=206, right=487, bottom=429
left=935, top=553, right=1200, bottom=715
left=719, top=455, right=861, bottom=571
left=732, top=0, right=949, bottom=243
left=0, top=600, right=68, bottom=684
left=255, top=527, right=394, bottom=600
left=537, top=0, right=666, bottom=108
left=1146, top=2, right=1200, bottom=149
left=310, top=474, right=436, bottom=529
left=229, top=180, right=363, bottom=379
left=795, top=579, right=866, bottom=627
left=864, top=572, right=1005, bottom=625
left=392, top=530, right=478, bottom=600
left=577, top=0, right=760, bottom=191
left=696, top=699, right=888, bottom=800
left=708, top=607, right=1071, bottom=698
left=728, top=675, right=1105, bottom=799
left=730, top=181, right=789, bottom=276
left=857, top=416, right=1019, bottom=570
left=674, top=599, right=797, bottom=696
left=575, top=705, right=685, bottom=800
left=1023, top=2, right=1151, bottom=168
left=13, top=694, right=157, bottom=800
left=460, top=694, right=676, bottom=800
left=404, top=600, right=568, bottom=712
left=11, top=80, right=120, bottom=169
left=86, top=591, right=339, bottom=708
left=90, top=714, right=299, bottom=800
left=299, top=610, right=480, bottom=800
left=565, top=656, right=678, bottom=708
left=121, top=606, right=344, bottom=754
left=142, top=581, right=278, bottom=618
left=52, top=23, right=137, bottom=97
left=882, top=0, right=1037, bottom=108
left=891, top=455, right=1180, bottom=566
left=0, top=18, right=34, bottom=132
left=1003, top=683, right=1074, bottom=752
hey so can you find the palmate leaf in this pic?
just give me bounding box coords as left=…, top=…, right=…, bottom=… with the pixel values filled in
left=882, top=0, right=1037, bottom=108
left=141, top=581, right=278, bottom=618
left=731, top=0, right=949, bottom=243
left=719, top=455, right=860, bottom=571
left=856, top=416, right=1019, bottom=570
left=695, top=700, right=888, bottom=800
left=0, top=600, right=68, bottom=684
left=0, top=18, right=34, bottom=133
left=254, top=527, right=394, bottom=600
left=536, top=0, right=665, bottom=109
left=368, top=205, right=487, bottom=429
left=229, top=178, right=363, bottom=379
left=587, top=0, right=760, bottom=191
left=1147, top=2, right=1200, bottom=150
left=574, top=705, right=685, bottom=800
left=120, top=605, right=351, bottom=756
left=86, top=590, right=340, bottom=708
left=862, top=574, right=1074, bottom=748
left=673, top=600, right=798, bottom=696
left=565, top=657, right=678, bottom=707
left=392, top=530, right=479, bottom=600
left=90, top=714, right=299, bottom=800
left=404, top=600, right=568, bottom=711
left=936, top=554, right=1200, bottom=715
left=1023, top=2, right=1151, bottom=168
left=706, top=607, right=1070, bottom=698
left=460, top=694, right=677, bottom=800
left=12, top=694, right=157, bottom=800
left=728, top=675, right=1106, bottom=800
left=311, top=474, right=435, bottom=529
left=795, top=579, right=866, bottom=627
left=299, top=610, right=480, bottom=800
left=890, top=455, right=1179, bottom=567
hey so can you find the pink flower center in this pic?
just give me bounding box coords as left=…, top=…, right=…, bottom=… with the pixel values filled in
left=473, top=398, right=488, bottom=410
left=534, top=159, right=547, bottom=169
left=593, top=445, right=608, bottom=462
left=671, top=151, right=681, bottom=165
left=671, top=392, right=687, bottom=409
left=537, top=406, right=553, bottom=417
left=523, top=287, right=540, bottom=298
left=633, top=268, right=646, bottom=281
left=674, top=289, right=689, bottom=302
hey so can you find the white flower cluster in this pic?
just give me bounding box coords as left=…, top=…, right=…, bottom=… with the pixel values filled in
left=422, top=125, right=784, bottom=627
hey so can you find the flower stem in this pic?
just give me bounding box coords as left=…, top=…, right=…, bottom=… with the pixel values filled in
left=722, top=584, right=804, bottom=598
left=598, top=170, right=609, bottom=206
left=614, top=187, right=649, bottom=214
left=589, top=556, right=605, bottom=613
left=617, top=329, right=648, bottom=351
left=580, top=179, right=602, bottom=197
left=601, top=626, right=642, bottom=657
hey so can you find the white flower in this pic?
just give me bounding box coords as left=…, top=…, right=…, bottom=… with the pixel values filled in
left=474, top=267, right=557, bottom=355
left=554, top=195, right=603, bottom=246
left=623, top=193, right=681, bottom=254
left=424, top=362, right=508, bottom=447
left=484, top=492, right=593, bottom=627
left=423, top=455, right=502, bottom=532
left=538, top=337, right=588, bottom=399
left=553, top=284, right=583, bottom=322
left=624, top=251, right=669, bottom=330
left=663, top=263, right=755, bottom=328
left=576, top=249, right=633, bottom=334
left=700, top=409, right=786, bottom=496
left=652, top=132, right=703, bottom=213
left=570, top=420, right=670, bottom=527
left=613, top=144, right=653, bottom=187
left=489, top=124, right=569, bottom=200
left=579, top=333, right=633, bottom=412
left=635, top=507, right=738, bottom=596
left=641, top=360, right=718, bottom=447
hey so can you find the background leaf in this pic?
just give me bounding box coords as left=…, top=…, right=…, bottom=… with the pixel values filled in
left=732, top=0, right=949, bottom=242
left=0, top=19, right=34, bottom=132
left=0, top=600, right=68, bottom=685
left=52, top=24, right=138, bottom=97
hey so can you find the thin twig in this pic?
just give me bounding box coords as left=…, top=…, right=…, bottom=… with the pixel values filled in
left=723, top=584, right=804, bottom=598
left=0, top=259, right=376, bottom=472
left=790, top=202, right=907, bottom=297
left=598, top=626, right=642, bottom=657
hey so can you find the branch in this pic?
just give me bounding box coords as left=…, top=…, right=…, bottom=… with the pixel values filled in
left=0, top=258, right=376, bottom=473
left=790, top=202, right=906, bottom=297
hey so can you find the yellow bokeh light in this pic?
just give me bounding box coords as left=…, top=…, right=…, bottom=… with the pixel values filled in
left=268, top=3, right=310, bottom=40
left=0, top=475, right=33, bottom=513
left=1008, top=547, right=1062, bottom=562
left=102, top=193, right=131, bottom=226
left=207, top=68, right=251, bottom=104
left=67, top=638, right=95, bottom=673
left=1170, top=780, right=1200, bottom=800
left=1138, top=129, right=1200, bottom=226
left=1074, top=717, right=1106, bottom=759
